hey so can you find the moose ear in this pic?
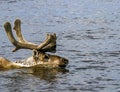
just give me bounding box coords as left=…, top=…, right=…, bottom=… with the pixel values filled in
left=32, top=49, right=39, bottom=58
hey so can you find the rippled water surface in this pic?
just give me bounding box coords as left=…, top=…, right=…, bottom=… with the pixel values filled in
left=0, top=0, right=120, bottom=92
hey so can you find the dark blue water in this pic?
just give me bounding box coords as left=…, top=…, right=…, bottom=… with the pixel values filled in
left=0, top=0, right=120, bottom=92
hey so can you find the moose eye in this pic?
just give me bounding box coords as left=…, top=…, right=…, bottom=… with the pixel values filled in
left=44, top=55, right=49, bottom=61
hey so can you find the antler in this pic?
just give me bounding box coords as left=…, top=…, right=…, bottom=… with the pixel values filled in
left=4, top=19, right=56, bottom=53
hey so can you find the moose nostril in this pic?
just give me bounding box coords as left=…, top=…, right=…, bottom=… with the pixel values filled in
left=59, top=58, right=68, bottom=68
left=63, top=58, right=68, bottom=65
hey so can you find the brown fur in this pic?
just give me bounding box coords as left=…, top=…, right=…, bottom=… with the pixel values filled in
left=0, top=53, right=68, bottom=70
left=0, top=57, right=19, bottom=69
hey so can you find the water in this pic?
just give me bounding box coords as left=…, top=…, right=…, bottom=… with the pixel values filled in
left=0, top=0, right=120, bottom=92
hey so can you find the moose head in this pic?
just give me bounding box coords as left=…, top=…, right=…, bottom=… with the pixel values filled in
left=0, top=19, right=68, bottom=69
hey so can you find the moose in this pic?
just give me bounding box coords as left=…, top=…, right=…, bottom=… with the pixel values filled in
left=0, top=19, right=68, bottom=70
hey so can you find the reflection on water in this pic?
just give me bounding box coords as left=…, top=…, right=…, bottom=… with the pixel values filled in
left=0, top=0, right=120, bottom=92
left=28, top=67, right=69, bottom=82
left=0, top=68, right=69, bottom=92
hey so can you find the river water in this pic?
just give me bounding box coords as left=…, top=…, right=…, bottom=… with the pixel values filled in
left=0, top=0, right=120, bottom=92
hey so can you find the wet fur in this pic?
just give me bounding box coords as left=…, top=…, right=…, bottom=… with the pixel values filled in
left=0, top=53, right=68, bottom=70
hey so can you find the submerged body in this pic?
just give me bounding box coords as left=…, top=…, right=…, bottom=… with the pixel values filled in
left=0, top=52, right=68, bottom=70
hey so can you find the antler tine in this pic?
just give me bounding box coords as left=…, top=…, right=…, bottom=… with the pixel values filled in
left=4, top=22, right=18, bottom=47
left=13, top=19, right=37, bottom=45
left=4, top=22, right=38, bottom=52
left=13, top=19, right=26, bottom=43
left=37, top=33, right=56, bottom=49
left=37, top=33, right=56, bottom=52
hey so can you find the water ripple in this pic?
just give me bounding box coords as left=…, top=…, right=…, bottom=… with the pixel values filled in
left=0, top=0, right=120, bottom=92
